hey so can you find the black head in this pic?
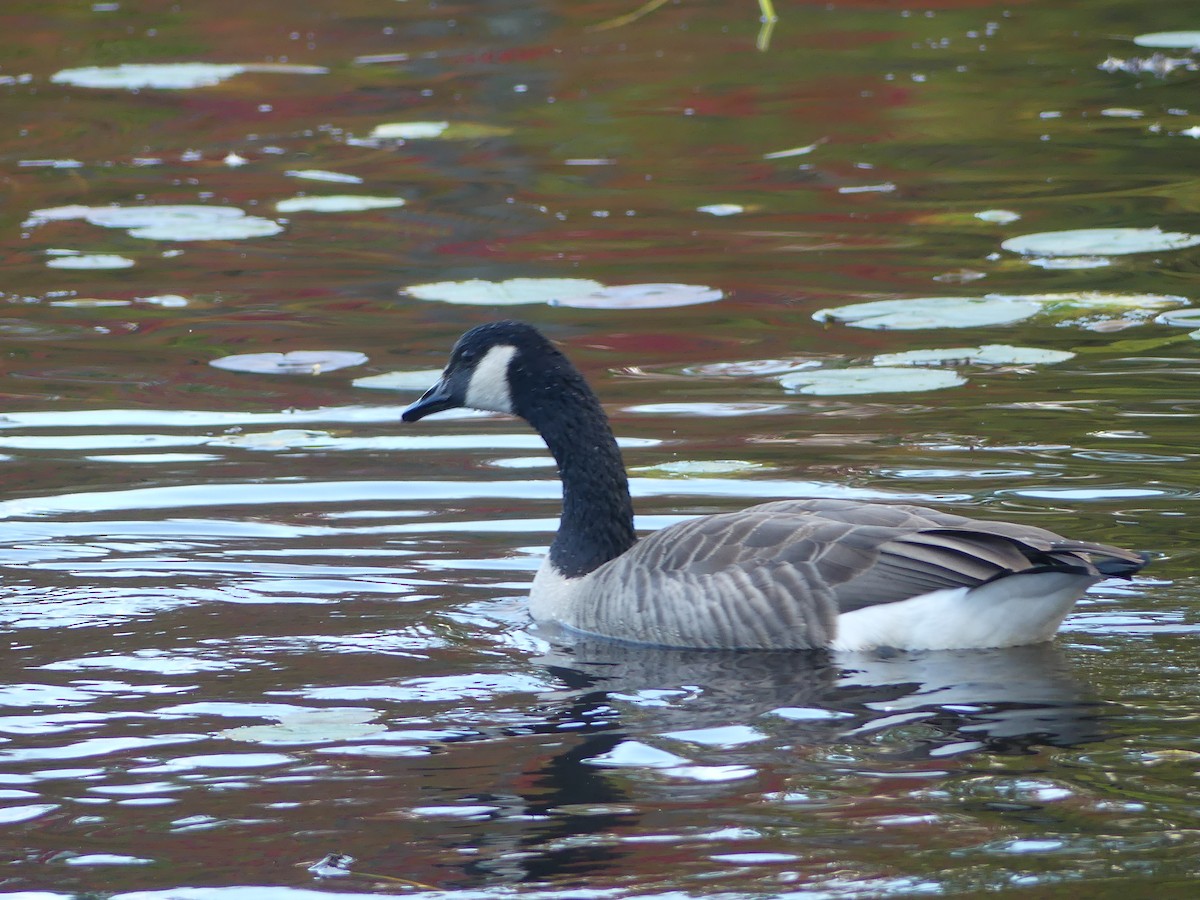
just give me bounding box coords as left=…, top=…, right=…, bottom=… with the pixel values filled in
left=401, top=321, right=561, bottom=422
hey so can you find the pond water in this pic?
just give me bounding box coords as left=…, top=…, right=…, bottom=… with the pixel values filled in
left=2, top=0, right=1200, bottom=896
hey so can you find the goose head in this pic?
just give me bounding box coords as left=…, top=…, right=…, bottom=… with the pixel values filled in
left=401, top=320, right=586, bottom=423
left=401, top=321, right=535, bottom=421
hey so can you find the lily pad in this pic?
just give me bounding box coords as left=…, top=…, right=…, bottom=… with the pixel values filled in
left=137, top=294, right=190, bottom=308
left=209, top=351, right=368, bottom=375
left=284, top=169, right=364, bottom=184
left=697, top=204, right=745, bottom=216
left=631, top=460, right=771, bottom=477
left=996, top=291, right=1187, bottom=311
left=275, top=195, right=406, bottom=213
left=1024, top=256, right=1112, bottom=270
left=25, top=204, right=283, bottom=241
left=370, top=121, right=449, bottom=139
left=370, top=121, right=513, bottom=140
left=405, top=277, right=604, bottom=306
left=779, top=366, right=965, bottom=396
left=872, top=345, right=1075, bottom=367
left=975, top=209, right=1021, bottom=224
left=50, top=62, right=326, bottom=90
left=46, top=253, right=135, bottom=270
left=552, top=283, right=723, bottom=310
left=1155, top=308, right=1200, bottom=327
left=814, top=297, right=1042, bottom=330
left=221, top=709, right=385, bottom=745
left=208, top=429, right=334, bottom=451
left=1002, top=227, right=1200, bottom=257
left=1133, top=31, right=1200, bottom=50
left=352, top=369, right=445, bottom=391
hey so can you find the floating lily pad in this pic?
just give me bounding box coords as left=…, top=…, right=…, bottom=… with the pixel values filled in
left=284, top=169, right=364, bottom=184
left=25, top=204, right=283, bottom=241
left=1024, top=256, right=1112, bottom=270
left=697, top=204, right=745, bottom=216
left=405, top=277, right=604, bottom=306
left=975, top=209, right=1021, bottom=224
left=210, top=351, right=368, bottom=375
left=626, top=402, right=787, bottom=416
left=997, top=291, right=1187, bottom=311
left=369, top=121, right=513, bottom=140
left=779, top=366, right=965, bottom=395
left=371, top=121, right=449, bottom=139
left=221, top=709, right=385, bottom=745
left=208, top=429, right=333, bottom=451
left=631, top=460, right=771, bottom=477
left=275, top=195, right=406, bottom=213
left=1155, top=308, right=1200, bottom=327
left=50, top=298, right=130, bottom=307
left=46, top=253, right=135, bottom=270
left=552, top=283, right=722, bottom=310
left=872, top=345, right=1075, bottom=367
left=352, top=369, right=445, bottom=391
left=137, top=294, right=190, bottom=308
left=814, top=297, right=1042, bottom=330
left=50, top=62, right=326, bottom=90
left=1133, top=31, right=1200, bottom=50
left=1002, top=227, right=1200, bottom=257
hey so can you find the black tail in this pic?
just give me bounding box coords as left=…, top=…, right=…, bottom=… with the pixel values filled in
left=1093, top=550, right=1151, bottom=579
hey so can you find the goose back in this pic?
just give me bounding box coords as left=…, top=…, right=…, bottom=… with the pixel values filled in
left=535, top=498, right=1144, bottom=650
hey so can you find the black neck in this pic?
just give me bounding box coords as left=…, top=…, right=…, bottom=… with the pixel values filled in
left=517, top=361, right=636, bottom=578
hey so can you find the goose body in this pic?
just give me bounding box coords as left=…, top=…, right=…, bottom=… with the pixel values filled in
left=403, top=321, right=1146, bottom=651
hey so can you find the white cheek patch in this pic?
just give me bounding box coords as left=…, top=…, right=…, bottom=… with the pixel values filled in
left=464, top=344, right=518, bottom=413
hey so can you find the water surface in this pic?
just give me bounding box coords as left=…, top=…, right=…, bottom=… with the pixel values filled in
left=1, top=0, right=1199, bottom=896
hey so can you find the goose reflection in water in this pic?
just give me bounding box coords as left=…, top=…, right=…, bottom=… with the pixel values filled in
left=450, top=636, right=1108, bottom=886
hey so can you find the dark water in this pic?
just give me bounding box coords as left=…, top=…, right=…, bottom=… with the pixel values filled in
left=2, top=0, right=1200, bottom=896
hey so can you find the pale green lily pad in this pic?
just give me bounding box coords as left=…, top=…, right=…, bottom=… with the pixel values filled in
left=1025, top=256, right=1112, bottom=270
left=370, top=121, right=513, bottom=140
left=697, top=204, right=745, bottom=216
left=371, top=121, right=449, bottom=139
left=779, top=366, right=965, bottom=395
left=50, top=62, right=327, bottom=90
left=275, top=195, right=405, bottom=213
left=873, top=345, right=1075, bottom=367
left=284, top=169, right=364, bottom=184
left=353, top=369, right=445, bottom=391
left=405, top=277, right=604, bottom=306
left=1133, top=31, right=1200, bottom=50
left=46, top=253, right=135, bottom=270
left=1002, top=227, right=1200, bottom=257
left=221, top=709, right=385, bottom=745
left=208, top=429, right=333, bottom=451
left=626, top=402, right=787, bottom=416
left=25, top=204, right=283, bottom=241
left=52, top=300, right=135, bottom=311
left=210, top=351, right=368, bottom=375
left=995, top=291, right=1187, bottom=311
left=975, top=209, right=1021, bottom=224
left=552, top=283, right=722, bottom=310
left=137, top=294, right=190, bottom=307
left=1155, top=308, right=1200, bottom=327
left=630, top=460, right=772, bottom=477
left=814, top=297, right=1042, bottom=330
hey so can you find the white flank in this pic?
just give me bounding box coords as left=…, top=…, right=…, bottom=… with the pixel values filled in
left=464, top=344, right=518, bottom=413
left=831, top=571, right=1094, bottom=652
left=529, top=558, right=581, bottom=623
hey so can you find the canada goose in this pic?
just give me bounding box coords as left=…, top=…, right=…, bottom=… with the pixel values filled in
left=402, top=321, right=1147, bottom=651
